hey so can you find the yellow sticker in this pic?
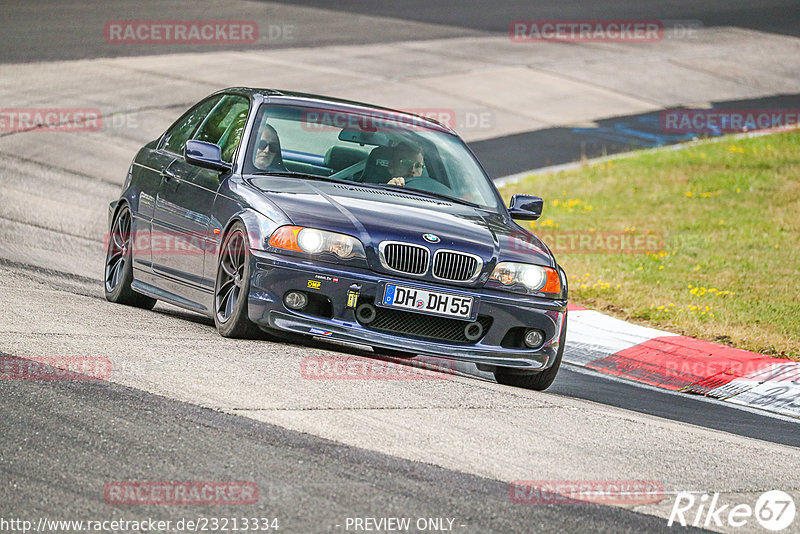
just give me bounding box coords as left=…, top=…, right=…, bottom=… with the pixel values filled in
left=347, top=290, right=359, bottom=308
left=307, top=280, right=321, bottom=290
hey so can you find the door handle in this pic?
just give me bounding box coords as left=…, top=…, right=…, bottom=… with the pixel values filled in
left=160, top=168, right=176, bottom=181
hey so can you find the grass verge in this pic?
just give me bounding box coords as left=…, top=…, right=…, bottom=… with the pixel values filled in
left=498, top=131, right=800, bottom=360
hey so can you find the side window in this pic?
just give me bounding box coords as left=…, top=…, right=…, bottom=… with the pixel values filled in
left=162, top=96, right=221, bottom=155
left=193, top=95, right=250, bottom=163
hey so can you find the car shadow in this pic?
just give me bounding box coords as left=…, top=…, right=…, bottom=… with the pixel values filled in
left=151, top=302, right=494, bottom=382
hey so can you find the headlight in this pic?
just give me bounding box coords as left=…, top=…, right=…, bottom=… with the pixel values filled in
left=268, top=226, right=366, bottom=260
left=489, top=262, right=561, bottom=294
left=297, top=228, right=324, bottom=253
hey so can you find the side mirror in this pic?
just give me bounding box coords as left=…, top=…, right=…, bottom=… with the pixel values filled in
left=185, top=140, right=231, bottom=172
left=508, top=194, right=543, bottom=220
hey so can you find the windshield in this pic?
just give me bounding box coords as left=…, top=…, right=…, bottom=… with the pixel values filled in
left=243, top=104, right=501, bottom=209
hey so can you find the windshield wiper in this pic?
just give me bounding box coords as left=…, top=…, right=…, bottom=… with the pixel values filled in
left=247, top=171, right=354, bottom=185
left=377, top=184, right=481, bottom=208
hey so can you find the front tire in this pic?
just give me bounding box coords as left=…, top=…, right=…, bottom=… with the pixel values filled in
left=214, top=222, right=261, bottom=339
left=494, top=314, right=567, bottom=391
left=104, top=204, right=157, bottom=310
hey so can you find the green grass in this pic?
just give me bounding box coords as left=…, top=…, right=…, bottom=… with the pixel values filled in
left=498, top=131, right=800, bottom=359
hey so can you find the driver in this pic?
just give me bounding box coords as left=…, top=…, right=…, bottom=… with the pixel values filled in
left=386, top=143, right=424, bottom=186
left=253, top=124, right=287, bottom=171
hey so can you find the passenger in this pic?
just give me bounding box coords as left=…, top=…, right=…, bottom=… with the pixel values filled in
left=386, top=143, right=425, bottom=186
left=253, top=124, right=287, bottom=171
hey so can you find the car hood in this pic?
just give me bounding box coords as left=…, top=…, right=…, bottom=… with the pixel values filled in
left=247, top=177, right=554, bottom=281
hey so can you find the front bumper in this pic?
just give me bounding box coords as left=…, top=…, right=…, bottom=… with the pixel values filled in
left=247, top=250, right=567, bottom=370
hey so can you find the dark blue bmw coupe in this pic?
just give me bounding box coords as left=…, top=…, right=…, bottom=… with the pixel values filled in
left=105, top=88, right=568, bottom=389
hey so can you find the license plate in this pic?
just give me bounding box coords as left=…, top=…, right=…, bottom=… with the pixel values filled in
left=382, top=284, right=473, bottom=319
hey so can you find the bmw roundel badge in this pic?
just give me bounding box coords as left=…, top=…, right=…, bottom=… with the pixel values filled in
left=423, top=233, right=440, bottom=243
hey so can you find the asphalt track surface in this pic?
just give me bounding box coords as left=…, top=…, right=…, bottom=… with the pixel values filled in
left=0, top=360, right=695, bottom=534
left=472, top=93, right=800, bottom=178
left=1, top=1, right=798, bottom=532
left=275, top=0, right=800, bottom=38
left=3, top=0, right=800, bottom=63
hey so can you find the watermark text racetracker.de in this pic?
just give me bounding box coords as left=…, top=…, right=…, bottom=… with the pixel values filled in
left=509, top=480, right=664, bottom=505
left=105, top=229, right=290, bottom=257
left=104, top=20, right=295, bottom=45
left=105, top=20, right=257, bottom=44
left=661, top=108, right=800, bottom=134
left=301, top=356, right=456, bottom=381
left=509, top=19, right=702, bottom=42
left=299, top=108, right=494, bottom=133
left=119, top=229, right=664, bottom=258
left=104, top=481, right=258, bottom=505
left=1, top=356, right=111, bottom=380
left=105, top=229, right=223, bottom=256
left=0, top=108, right=142, bottom=133
left=512, top=230, right=663, bottom=254
left=663, top=360, right=800, bottom=384
left=0, top=108, right=101, bottom=133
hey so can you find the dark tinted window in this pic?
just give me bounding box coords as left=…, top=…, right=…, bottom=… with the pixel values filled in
left=162, top=96, right=221, bottom=155
left=193, top=95, right=250, bottom=163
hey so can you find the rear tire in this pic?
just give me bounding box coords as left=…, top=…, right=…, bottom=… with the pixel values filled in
left=104, top=204, right=157, bottom=310
left=494, top=314, right=567, bottom=391
left=214, top=222, right=261, bottom=339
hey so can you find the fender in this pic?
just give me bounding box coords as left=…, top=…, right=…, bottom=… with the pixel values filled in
left=222, top=208, right=285, bottom=252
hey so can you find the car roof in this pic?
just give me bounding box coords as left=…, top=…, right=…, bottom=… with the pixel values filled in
left=216, top=87, right=455, bottom=135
